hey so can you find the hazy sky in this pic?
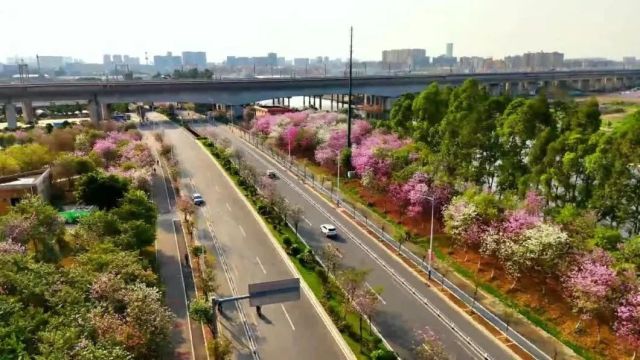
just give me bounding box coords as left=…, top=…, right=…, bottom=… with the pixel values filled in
left=1, top=0, right=638, bottom=63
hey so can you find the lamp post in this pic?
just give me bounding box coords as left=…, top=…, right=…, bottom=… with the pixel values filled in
left=428, top=197, right=436, bottom=279
left=336, top=154, right=341, bottom=205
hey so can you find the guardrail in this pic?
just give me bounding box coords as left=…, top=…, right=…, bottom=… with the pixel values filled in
left=230, top=125, right=552, bottom=360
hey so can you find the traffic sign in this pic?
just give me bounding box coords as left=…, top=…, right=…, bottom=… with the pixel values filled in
left=248, top=278, right=300, bottom=307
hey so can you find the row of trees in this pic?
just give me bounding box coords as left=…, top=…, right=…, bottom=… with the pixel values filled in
left=245, top=82, right=640, bottom=356
left=0, top=122, right=170, bottom=359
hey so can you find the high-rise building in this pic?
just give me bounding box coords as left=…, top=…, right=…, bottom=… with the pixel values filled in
left=154, top=52, right=183, bottom=72
left=267, top=52, right=278, bottom=67
left=294, top=58, right=310, bottom=67
left=112, top=55, right=123, bottom=65
left=446, top=43, right=454, bottom=58
left=38, top=56, right=65, bottom=70
left=182, top=51, right=207, bottom=69
left=103, top=54, right=112, bottom=66
left=381, top=49, right=429, bottom=68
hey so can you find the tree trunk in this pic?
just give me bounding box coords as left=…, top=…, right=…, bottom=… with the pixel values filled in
left=359, top=315, right=363, bottom=344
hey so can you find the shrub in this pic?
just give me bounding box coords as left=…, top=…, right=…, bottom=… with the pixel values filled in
left=289, top=244, right=302, bottom=257
left=282, top=235, right=293, bottom=249
left=370, top=349, right=397, bottom=360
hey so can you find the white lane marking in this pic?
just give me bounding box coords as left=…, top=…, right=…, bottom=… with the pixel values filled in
left=284, top=198, right=290, bottom=203
left=256, top=257, right=267, bottom=274
left=239, top=225, right=246, bottom=237
left=366, top=282, right=387, bottom=305
left=281, top=305, right=296, bottom=331
left=303, top=216, right=312, bottom=226
left=226, top=202, right=232, bottom=211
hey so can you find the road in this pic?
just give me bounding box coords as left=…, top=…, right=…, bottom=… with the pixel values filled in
left=196, top=122, right=520, bottom=360
left=156, top=122, right=352, bottom=360
left=149, top=136, right=208, bottom=360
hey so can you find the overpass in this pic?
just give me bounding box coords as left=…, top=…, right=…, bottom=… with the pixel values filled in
left=2, top=69, right=640, bottom=127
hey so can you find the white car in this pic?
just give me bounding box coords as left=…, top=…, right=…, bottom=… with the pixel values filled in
left=191, top=193, right=204, bottom=206
left=320, top=224, right=337, bottom=237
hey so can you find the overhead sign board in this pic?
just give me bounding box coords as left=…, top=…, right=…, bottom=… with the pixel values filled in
left=248, top=278, right=300, bottom=307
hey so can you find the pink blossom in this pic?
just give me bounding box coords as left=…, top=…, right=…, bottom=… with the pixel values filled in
left=394, top=172, right=452, bottom=218
left=93, top=139, right=117, bottom=157
left=564, top=249, right=618, bottom=319
left=14, top=130, right=30, bottom=143
left=616, top=290, right=640, bottom=348
left=314, top=128, right=347, bottom=166
left=524, top=190, right=544, bottom=215
left=503, top=209, right=541, bottom=239
left=0, top=240, right=26, bottom=255
left=351, top=131, right=408, bottom=183
left=120, top=141, right=155, bottom=168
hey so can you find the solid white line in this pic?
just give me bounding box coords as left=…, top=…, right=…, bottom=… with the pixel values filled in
left=256, top=257, right=267, bottom=274
left=366, top=282, right=387, bottom=305
left=281, top=304, right=296, bottom=331
left=226, top=202, right=232, bottom=211
left=303, top=216, right=312, bottom=226
left=172, top=220, right=197, bottom=359
left=239, top=225, right=246, bottom=237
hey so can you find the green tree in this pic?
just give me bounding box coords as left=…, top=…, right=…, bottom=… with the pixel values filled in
left=412, top=83, right=451, bottom=147
left=112, top=190, right=157, bottom=226
left=5, top=143, right=53, bottom=172
left=0, top=153, right=20, bottom=176
left=76, top=172, right=130, bottom=210
left=0, top=196, right=64, bottom=262
left=189, top=298, right=214, bottom=331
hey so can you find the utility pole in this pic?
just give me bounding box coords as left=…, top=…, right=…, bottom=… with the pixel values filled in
left=347, top=26, right=354, bottom=148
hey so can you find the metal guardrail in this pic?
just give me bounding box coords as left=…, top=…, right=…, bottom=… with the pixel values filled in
left=233, top=125, right=552, bottom=360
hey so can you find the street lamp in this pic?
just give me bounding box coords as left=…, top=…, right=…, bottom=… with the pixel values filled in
left=419, top=196, right=435, bottom=279
left=336, top=153, right=341, bottom=206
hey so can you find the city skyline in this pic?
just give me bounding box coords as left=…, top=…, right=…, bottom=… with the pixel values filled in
left=1, top=0, right=638, bottom=63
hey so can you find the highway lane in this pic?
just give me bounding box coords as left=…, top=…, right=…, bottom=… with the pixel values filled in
left=159, top=123, right=352, bottom=360
left=200, top=123, right=519, bottom=360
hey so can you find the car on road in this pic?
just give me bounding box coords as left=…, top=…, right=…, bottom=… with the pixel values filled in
left=266, top=170, right=278, bottom=179
left=191, top=193, right=204, bottom=205
left=320, top=224, right=337, bottom=237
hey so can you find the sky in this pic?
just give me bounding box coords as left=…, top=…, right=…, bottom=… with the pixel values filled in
left=1, top=0, right=638, bottom=63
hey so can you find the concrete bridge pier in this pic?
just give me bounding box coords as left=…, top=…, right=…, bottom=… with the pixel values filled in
left=229, top=105, right=243, bottom=119
left=579, top=79, right=591, bottom=92
left=22, top=100, right=35, bottom=124
left=5, top=103, right=17, bottom=129
left=88, top=99, right=100, bottom=124
left=100, top=103, right=111, bottom=121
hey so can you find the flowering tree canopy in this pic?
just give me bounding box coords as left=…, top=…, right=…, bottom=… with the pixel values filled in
left=564, top=249, right=618, bottom=319
left=443, top=196, right=479, bottom=248
left=616, top=290, right=640, bottom=349
left=351, top=132, right=407, bottom=184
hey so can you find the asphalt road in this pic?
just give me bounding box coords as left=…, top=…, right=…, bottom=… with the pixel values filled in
left=157, top=123, right=352, bottom=360
left=197, top=123, right=519, bottom=360
left=149, top=138, right=208, bottom=360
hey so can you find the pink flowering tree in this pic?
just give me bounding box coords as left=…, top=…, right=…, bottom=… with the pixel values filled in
left=93, top=139, right=118, bottom=165
left=400, top=172, right=452, bottom=219
left=351, top=132, right=407, bottom=187
left=616, top=290, right=640, bottom=355
left=523, top=190, right=545, bottom=216
left=120, top=141, right=155, bottom=169
left=564, top=249, right=619, bottom=332
left=315, top=128, right=347, bottom=166
left=0, top=240, right=26, bottom=255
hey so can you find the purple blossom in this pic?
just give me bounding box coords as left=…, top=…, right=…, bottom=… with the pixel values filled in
left=524, top=190, right=545, bottom=215
left=93, top=139, right=117, bottom=157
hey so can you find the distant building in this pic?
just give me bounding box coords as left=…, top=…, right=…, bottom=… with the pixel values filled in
left=103, top=54, right=112, bottom=66
left=294, top=58, right=310, bottom=67
left=267, top=53, right=278, bottom=67
left=432, top=55, right=457, bottom=68
left=154, top=52, right=182, bottom=73
left=505, top=51, right=564, bottom=70
left=37, top=56, right=65, bottom=70
left=446, top=43, right=454, bottom=58
left=0, top=168, right=51, bottom=215
left=623, top=57, right=638, bottom=68
left=182, top=51, right=207, bottom=69
left=381, top=49, right=429, bottom=69
left=112, top=54, right=123, bottom=65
